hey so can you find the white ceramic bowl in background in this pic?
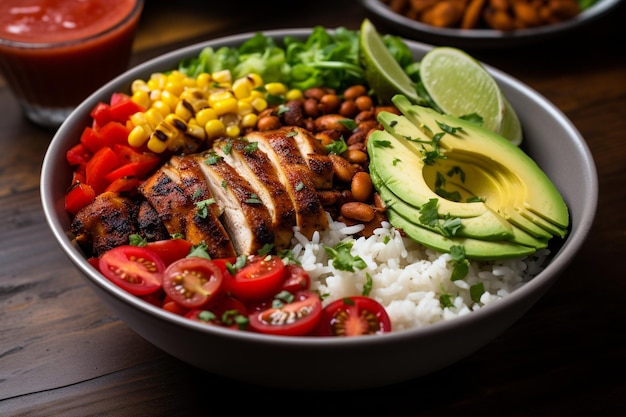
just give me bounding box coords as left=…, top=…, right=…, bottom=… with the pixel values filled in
left=41, top=29, right=597, bottom=390
left=360, top=0, right=621, bottom=48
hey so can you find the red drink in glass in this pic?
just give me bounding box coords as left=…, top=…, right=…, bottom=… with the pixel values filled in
left=0, top=0, right=143, bottom=129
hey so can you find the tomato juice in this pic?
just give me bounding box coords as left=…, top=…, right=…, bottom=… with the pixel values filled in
left=0, top=0, right=143, bottom=128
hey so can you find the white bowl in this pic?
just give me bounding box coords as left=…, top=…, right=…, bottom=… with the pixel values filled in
left=41, top=29, right=597, bottom=390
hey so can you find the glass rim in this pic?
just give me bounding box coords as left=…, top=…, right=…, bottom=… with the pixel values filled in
left=0, top=0, right=144, bottom=50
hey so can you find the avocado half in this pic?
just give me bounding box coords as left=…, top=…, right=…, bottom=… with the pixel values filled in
left=367, top=94, right=569, bottom=260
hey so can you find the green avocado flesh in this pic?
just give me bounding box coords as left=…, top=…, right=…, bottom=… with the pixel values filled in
left=367, top=94, right=569, bottom=260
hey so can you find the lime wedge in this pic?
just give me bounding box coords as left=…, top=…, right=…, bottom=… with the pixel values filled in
left=419, top=46, right=522, bottom=145
left=359, top=18, right=418, bottom=105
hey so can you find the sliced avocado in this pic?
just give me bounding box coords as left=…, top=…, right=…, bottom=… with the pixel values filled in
left=367, top=94, right=569, bottom=260
left=371, top=165, right=514, bottom=241
left=390, top=94, right=569, bottom=230
left=372, top=164, right=548, bottom=249
left=387, top=208, right=537, bottom=260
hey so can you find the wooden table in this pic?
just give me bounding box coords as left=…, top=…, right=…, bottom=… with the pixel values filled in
left=2, top=1, right=625, bottom=415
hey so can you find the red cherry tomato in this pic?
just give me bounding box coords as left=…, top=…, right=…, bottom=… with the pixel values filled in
left=163, top=257, right=224, bottom=309
left=226, top=255, right=286, bottom=301
left=316, top=296, right=392, bottom=337
left=248, top=291, right=322, bottom=336
left=99, top=245, right=165, bottom=296
left=281, top=264, right=311, bottom=293
left=185, top=295, right=249, bottom=330
left=144, top=238, right=193, bottom=266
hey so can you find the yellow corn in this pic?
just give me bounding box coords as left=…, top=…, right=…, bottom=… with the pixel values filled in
left=265, top=82, right=287, bottom=96
left=205, top=119, right=226, bottom=139
left=125, top=70, right=304, bottom=151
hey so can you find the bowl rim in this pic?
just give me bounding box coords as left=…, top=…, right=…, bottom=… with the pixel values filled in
left=360, top=0, right=621, bottom=47
left=41, top=27, right=598, bottom=347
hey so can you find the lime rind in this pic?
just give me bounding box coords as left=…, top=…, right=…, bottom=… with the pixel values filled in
left=419, top=46, right=523, bottom=145
left=359, top=18, right=419, bottom=105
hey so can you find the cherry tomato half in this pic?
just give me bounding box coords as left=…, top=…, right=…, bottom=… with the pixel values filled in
left=281, top=264, right=311, bottom=293
left=185, top=295, right=249, bottom=330
left=99, top=245, right=165, bottom=296
left=144, top=238, right=193, bottom=266
left=316, top=296, right=392, bottom=337
left=248, top=291, right=322, bottom=336
left=163, top=257, right=224, bottom=309
left=226, top=255, right=286, bottom=301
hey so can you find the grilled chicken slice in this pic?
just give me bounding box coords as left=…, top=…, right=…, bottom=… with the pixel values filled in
left=214, top=137, right=296, bottom=250
left=244, top=128, right=329, bottom=239
left=136, top=200, right=169, bottom=242
left=71, top=191, right=137, bottom=257
left=193, top=150, right=275, bottom=255
left=285, top=126, right=334, bottom=189
left=168, top=155, right=237, bottom=259
left=138, top=162, right=190, bottom=236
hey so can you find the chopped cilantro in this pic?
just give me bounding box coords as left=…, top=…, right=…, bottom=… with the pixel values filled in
left=470, top=282, right=485, bottom=303
left=323, top=240, right=367, bottom=272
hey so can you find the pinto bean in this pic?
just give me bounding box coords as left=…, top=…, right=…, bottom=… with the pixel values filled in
left=342, top=148, right=368, bottom=165
left=317, top=189, right=342, bottom=206
left=343, top=85, right=368, bottom=101
left=355, top=95, right=374, bottom=112
left=303, top=98, right=320, bottom=118
left=329, top=153, right=356, bottom=183
left=339, top=100, right=359, bottom=118
left=257, top=115, right=281, bottom=131
left=319, top=94, right=341, bottom=114
left=351, top=171, right=373, bottom=202
left=340, top=202, right=376, bottom=222
left=314, top=114, right=352, bottom=133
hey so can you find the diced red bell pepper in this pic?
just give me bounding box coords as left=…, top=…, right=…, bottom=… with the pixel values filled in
left=86, top=146, right=119, bottom=195
left=80, top=126, right=104, bottom=154
left=112, top=144, right=162, bottom=178
left=104, top=162, right=139, bottom=183
left=66, top=143, right=93, bottom=167
left=109, top=92, right=131, bottom=107
left=98, top=121, right=130, bottom=148
left=90, top=102, right=113, bottom=128
left=108, top=95, right=145, bottom=123
left=65, top=182, right=96, bottom=215
left=105, top=176, right=141, bottom=193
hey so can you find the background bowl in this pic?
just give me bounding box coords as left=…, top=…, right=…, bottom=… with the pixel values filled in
left=41, top=28, right=597, bottom=391
left=360, top=0, right=621, bottom=49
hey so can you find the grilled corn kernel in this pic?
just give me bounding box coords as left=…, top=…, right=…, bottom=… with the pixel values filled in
left=148, top=73, right=167, bottom=90
left=152, top=100, right=172, bottom=117
left=246, top=73, right=264, bottom=88
left=250, top=97, right=268, bottom=112
left=208, top=90, right=233, bottom=107
left=265, top=82, right=287, bottom=96
left=225, top=124, right=241, bottom=138
left=195, top=108, right=218, bottom=126
left=147, top=130, right=169, bottom=153
left=159, top=90, right=179, bottom=112
left=128, top=125, right=150, bottom=147
left=196, top=73, right=212, bottom=89
left=205, top=119, right=226, bottom=139
left=232, top=77, right=253, bottom=99
left=131, top=90, right=151, bottom=109
left=212, top=97, right=238, bottom=116
left=212, top=69, right=232, bottom=85
left=237, top=100, right=253, bottom=116
left=240, top=113, right=258, bottom=128
left=286, top=88, right=303, bottom=101
left=131, top=79, right=149, bottom=94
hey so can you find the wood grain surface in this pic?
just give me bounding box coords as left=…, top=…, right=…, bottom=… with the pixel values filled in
left=1, top=1, right=625, bottom=415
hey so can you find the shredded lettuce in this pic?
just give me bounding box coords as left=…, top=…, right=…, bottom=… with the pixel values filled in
left=177, top=26, right=415, bottom=92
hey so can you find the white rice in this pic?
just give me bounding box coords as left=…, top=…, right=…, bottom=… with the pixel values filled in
left=289, top=214, right=549, bottom=332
